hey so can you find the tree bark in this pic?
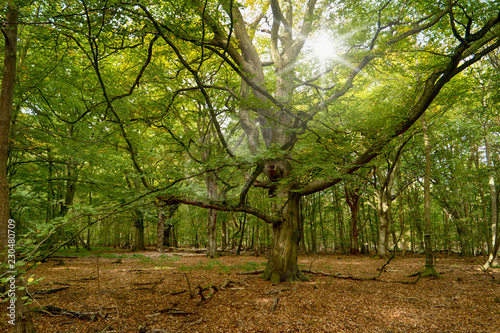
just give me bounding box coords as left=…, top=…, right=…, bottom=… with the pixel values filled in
left=345, top=186, right=361, bottom=255
left=377, top=188, right=392, bottom=257
left=132, top=208, right=145, bottom=251
left=14, top=289, right=36, bottom=333
left=157, top=209, right=165, bottom=252
left=2, top=4, right=36, bottom=332
left=262, top=194, right=308, bottom=282
left=484, top=128, right=499, bottom=269
left=205, top=173, right=219, bottom=258
left=0, top=0, right=18, bottom=263
left=421, top=114, right=438, bottom=277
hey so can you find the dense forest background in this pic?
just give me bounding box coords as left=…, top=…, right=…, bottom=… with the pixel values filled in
left=1, top=0, right=500, bottom=284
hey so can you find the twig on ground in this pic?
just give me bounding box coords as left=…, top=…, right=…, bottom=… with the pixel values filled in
left=33, top=287, right=69, bottom=295
left=156, top=308, right=195, bottom=316
left=184, top=273, right=193, bottom=298
left=185, top=317, right=204, bottom=328
left=37, top=305, right=105, bottom=321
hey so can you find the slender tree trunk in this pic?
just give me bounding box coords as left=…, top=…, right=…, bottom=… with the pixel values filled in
left=484, top=129, right=499, bottom=269
left=333, top=190, right=346, bottom=253
left=59, top=161, right=77, bottom=217
left=368, top=204, right=377, bottom=251
left=157, top=209, right=165, bottom=252
left=399, top=195, right=406, bottom=257
left=377, top=191, right=391, bottom=257
left=345, top=186, right=361, bottom=255
left=172, top=221, right=178, bottom=248
left=421, top=115, right=438, bottom=277
left=442, top=210, right=449, bottom=255
left=318, top=194, right=327, bottom=252
left=237, top=212, right=247, bottom=255
left=221, top=214, right=228, bottom=250
left=300, top=199, right=307, bottom=253
left=205, top=173, right=218, bottom=258
left=309, top=196, right=318, bottom=253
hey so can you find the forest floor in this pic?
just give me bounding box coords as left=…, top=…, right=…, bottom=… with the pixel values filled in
left=2, top=249, right=500, bottom=333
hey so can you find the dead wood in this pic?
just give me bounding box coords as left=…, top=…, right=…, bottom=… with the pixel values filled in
left=185, top=318, right=204, bottom=328
left=37, top=305, right=100, bottom=321
left=196, top=285, right=206, bottom=301
left=219, top=279, right=232, bottom=290
left=219, top=279, right=246, bottom=291
left=270, top=297, right=279, bottom=313
left=33, top=287, right=69, bottom=295
left=157, top=308, right=195, bottom=316
left=236, top=269, right=264, bottom=275
left=184, top=273, right=193, bottom=298
left=69, top=277, right=97, bottom=282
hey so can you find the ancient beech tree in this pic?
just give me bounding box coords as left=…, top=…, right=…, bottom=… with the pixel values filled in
left=141, top=0, right=500, bottom=282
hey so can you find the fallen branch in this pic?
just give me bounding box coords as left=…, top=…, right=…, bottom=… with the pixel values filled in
left=301, top=270, right=367, bottom=281
left=219, top=279, right=245, bottom=291
left=301, top=269, right=421, bottom=284
left=196, top=285, right=205, bottom=301
left=185, top=317, right=204, bottom=328
left=33, top=287, right=69, bottom=295
left=236, top=269, right=264, bottom=275
left=69, top=277, right=97, bottom=282
left=37, top=305, right=99, bottom=321
left=158, top=308, right=195, bottom=316
left=195, top=284, right=219, bottom=302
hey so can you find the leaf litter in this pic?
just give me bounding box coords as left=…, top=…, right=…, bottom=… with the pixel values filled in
left=3, top=251, right=500, bottom=333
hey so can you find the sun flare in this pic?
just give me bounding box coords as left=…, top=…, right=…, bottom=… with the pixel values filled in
left=310, top=30, right=339, bottom=62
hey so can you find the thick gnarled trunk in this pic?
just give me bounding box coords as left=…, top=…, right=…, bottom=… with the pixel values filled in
left=262, top=194, right=308, bottom=282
